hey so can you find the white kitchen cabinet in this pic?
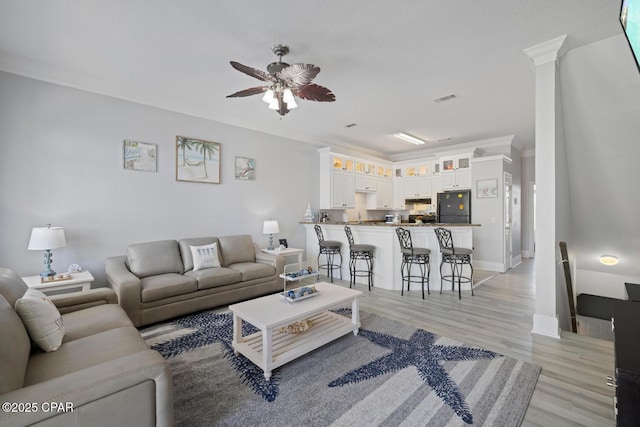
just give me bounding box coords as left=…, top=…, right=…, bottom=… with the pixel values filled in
left=332, top=154, right=354, bottom=172
left=440, top=153, right=473, bottom=189
left=331, top=171, right=355, bottom=208
left=355, top=174, right=377, bottom=192
left=367, top=178, right=392, bottom=209
left=393, top=179, right=405, bottom=209
left=319, top=149, right=356, bottom=209
left=402, top=175, right=432, bottom=198
left=440, top=153, right=472, bottom=173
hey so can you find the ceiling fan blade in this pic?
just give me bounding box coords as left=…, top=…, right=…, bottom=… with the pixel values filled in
left=229, top=61, right=275, bottom=83
left=293, top=84, right=336, bottom=102
left=277, top=63, right=320, bottom=88
left=226, top=86, right=269, bottom=98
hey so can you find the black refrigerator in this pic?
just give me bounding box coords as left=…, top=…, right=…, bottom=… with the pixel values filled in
left=437, top=190, right=471, bottom=223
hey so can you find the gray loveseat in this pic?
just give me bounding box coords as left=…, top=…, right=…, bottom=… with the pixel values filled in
left=106, top=234, right=284, bottom=327
left=0, top=267, right=173, bottom=427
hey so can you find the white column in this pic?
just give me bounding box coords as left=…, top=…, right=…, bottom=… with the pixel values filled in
left=523, top=35, right=567, bottom=339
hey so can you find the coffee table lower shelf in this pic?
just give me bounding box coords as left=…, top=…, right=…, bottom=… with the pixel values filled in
left=232, top=310, right=359, bottom=381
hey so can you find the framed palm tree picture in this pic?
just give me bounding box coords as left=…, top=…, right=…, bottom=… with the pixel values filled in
left=176, top=136, right=221, bottom=184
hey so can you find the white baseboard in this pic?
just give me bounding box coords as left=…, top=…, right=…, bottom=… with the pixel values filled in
left=511, top=255, right=522, bottom=268
left=522, top=250, right=534, bottom=258
left=474, top=260, right=505, bottom=272
left=531, top=313, right=561, bottom=339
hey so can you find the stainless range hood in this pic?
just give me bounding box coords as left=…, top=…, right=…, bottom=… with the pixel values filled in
left=405, top=197, right=432, bottom=204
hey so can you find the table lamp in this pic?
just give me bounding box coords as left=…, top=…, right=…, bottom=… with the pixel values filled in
left=263, top=220, right=279, bottom=250
left=28, top=224, right=66, bottom=277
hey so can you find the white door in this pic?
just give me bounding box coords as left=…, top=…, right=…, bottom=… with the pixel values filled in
left=504, top=172, right=513, bottom=270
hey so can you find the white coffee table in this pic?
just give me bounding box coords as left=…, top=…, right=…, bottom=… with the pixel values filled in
left=229, top=282, right=362, bottom=380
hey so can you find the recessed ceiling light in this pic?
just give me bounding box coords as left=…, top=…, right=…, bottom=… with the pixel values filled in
left=599, top=255, right=619, bottom=266
left=393, top=132, right=427, bottom=145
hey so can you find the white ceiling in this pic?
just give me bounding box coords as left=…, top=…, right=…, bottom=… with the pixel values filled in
left=0, top=0, right=624, bottom=158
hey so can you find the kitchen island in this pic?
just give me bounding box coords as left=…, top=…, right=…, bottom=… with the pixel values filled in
left=301, top=222, right=480, bottom=293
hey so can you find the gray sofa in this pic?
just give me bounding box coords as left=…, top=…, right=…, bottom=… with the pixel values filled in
left=0, top=267, right=173, bottom=427
left=106, top=234, right=284, bottom=327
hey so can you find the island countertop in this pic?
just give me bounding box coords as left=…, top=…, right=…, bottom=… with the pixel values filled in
left=300, top=221, right=481, bottom=227
left=301, top=222, right=477, bottom=292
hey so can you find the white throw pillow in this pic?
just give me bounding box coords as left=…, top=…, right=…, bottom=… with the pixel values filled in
left=14, top=288, right=65, bottom=352
left=190, top=243, right=221, bottom=271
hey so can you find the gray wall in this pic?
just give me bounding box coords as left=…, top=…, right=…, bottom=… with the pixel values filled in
left=560, top=34, right=640, bottom=298
left=521, top=152, right=535, bottom=258
left=0, top=71, right=320, bottom=286
left=555, top=69, right=572, bottom=332
left=471, top=156, right=506, bottom=271
left=510, top=146, right=522, bottom=262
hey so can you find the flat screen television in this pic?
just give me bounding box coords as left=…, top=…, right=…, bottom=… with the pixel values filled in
left=621, top=0, right=640, bottom=72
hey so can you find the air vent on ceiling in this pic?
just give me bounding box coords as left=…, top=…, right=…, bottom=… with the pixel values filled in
left=433, top=93, right=457, bottom=103
left=344, top=123, right=358, bottom=128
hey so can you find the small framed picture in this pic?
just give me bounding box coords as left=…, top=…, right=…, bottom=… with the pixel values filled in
left=235, top=156, right=255, bottom=180
left=279, top=239, right=288, bottom=248
left=477, top=179, right=498, bottom=198
left=123, top=140, right=157, bottom=172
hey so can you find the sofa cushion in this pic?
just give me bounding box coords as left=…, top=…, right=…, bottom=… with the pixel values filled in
left=228, top=262, right=277, bottom=282
left=0, top=296, right=30, bottom=394
left=185, top=267, right=242, bottom=290
left=127, top=240, right=184, bottom=278
left=15, top=288, right=65, bottom=352
left=217, top=235, right=255, bottom=267
left=191, top=243, right=222, bottom=270
left=178, top=237, right=218, bottom=271
left=0, top=267, right=28, bottom=307
left=62, top=304, right=134, bottom=342
left=24, top=326, right=150, bottom=386
left=140, top=273, right=197, bottom=303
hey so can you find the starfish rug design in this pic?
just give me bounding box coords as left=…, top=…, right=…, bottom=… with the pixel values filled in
left=328, top=328, right=500, bottom=424
left=150, top=311, right=282, bottom=402
left=143, top=310, right=540, bottom=426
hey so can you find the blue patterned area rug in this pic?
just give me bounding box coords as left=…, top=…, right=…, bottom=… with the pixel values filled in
left=141, top=309, right=540, bottom=426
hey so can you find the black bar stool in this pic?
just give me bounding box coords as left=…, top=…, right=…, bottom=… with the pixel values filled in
left=434, top=227, right=474, bottom=299
left=344, top=226, right=375, bottom=291
left=395, top=227, right=431, bottom=299
left=314, top=225, right=342, bottom=282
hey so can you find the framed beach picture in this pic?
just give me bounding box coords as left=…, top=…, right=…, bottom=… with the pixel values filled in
left=123, top=140, right=157, bottom=172
left=176, top=136, right=221, bottom=184
left=235, top=156, right=255, bottom=180
left=477, top=179, right=498, bottom=198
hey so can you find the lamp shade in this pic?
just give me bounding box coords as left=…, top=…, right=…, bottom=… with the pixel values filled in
left=262, top=220, right=279, bottom=234
left=28, top=226, right=66, bottom=250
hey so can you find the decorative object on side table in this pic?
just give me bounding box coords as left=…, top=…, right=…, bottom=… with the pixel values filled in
left=303, top=203, right=313, bottom=222
left=68, top=263, right=82, bottom=273
left=27, top=224, right=66, bottom=278
left=263, top=219, right=279, bottom=250
left=278, top=238, right=288, bottom=249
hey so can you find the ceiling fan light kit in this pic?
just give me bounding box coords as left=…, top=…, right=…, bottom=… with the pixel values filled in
left=227, top=44, right=335, bottom=116
left=394, top=132, right=428, bottom=145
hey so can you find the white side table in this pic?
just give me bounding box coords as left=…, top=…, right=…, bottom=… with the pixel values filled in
left=260, top=247, right=304, bottom=265
left=21, top=270, right=94, bottom=294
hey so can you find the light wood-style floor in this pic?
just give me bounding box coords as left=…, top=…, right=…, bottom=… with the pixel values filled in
left=329, top=259, right=615, bottom=426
